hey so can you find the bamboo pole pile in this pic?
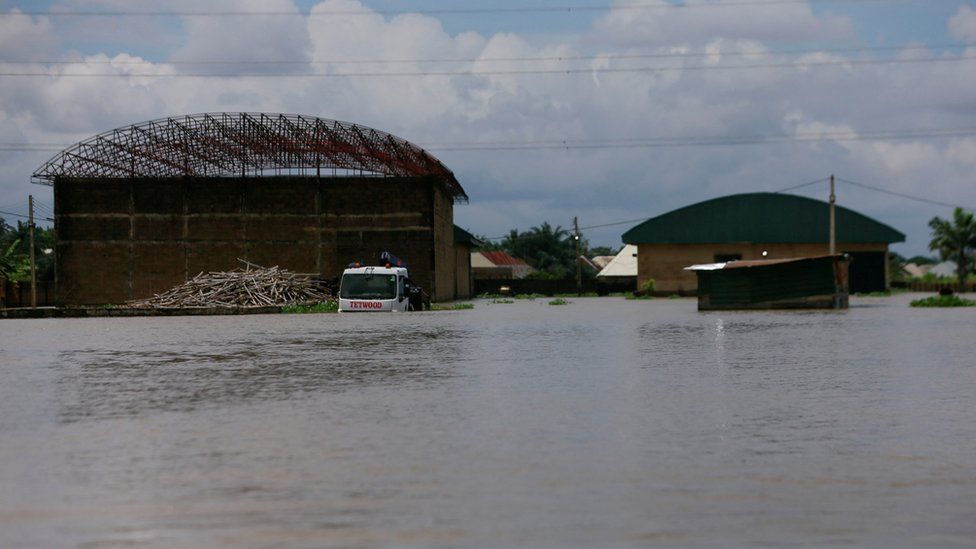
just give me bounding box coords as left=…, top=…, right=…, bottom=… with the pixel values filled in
left=128, top=260, right=333, bottom=308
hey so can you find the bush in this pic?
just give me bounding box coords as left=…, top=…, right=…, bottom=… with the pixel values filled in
left=910, top=295, right=976, bottom=308
left=281, top=301, right=339, bottom=314
left=640, top=279, right=656, bottom=294
left=431, top=302, right=475, bottom=311
left=548, top=298, right=569, bottom=306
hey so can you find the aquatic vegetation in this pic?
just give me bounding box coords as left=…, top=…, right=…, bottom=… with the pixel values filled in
left=432, top=302, right=475, bottom=311
left=910, top=295, right=976, bottom=307
left=281, top=301, right=339, bottom=314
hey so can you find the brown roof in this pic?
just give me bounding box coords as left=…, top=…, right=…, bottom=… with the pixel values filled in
left=479, top=250, right=530, bottom=266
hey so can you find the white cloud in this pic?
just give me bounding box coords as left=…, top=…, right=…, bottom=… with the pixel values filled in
left=591, top=0, right=856, bottom=47
left=1, top=1, right=975, bottom=255
left=949, top=5, right=976, bottom=41
left=0, top=10, right=57, bottom=60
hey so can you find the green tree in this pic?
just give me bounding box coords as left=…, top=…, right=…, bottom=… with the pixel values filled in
left=587, top=245, right=619, bottom=257
left=0, top=219, right=56, bottom=281
left=508, top=222, right=580, bottom=279
left=0, top=239, right=29, bottom=281
left=928, top=207, right=976, bottom=291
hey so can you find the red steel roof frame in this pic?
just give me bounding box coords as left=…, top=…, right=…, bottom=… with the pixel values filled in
left=32, top=112, right=467, bottom=203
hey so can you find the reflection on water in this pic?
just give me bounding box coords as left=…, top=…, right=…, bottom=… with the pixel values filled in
left=1, top=295, right=975, bottom=548
left=54, top=327, right=462, bottom=422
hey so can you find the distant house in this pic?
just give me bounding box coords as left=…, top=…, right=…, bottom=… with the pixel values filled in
left=902, top=263, right=931, bottom=279
left=622, top=193, right=905, bottom=294
left=472, top=250, right=534, bottom=279
left=591, top=255, right=616, bottom=270
left=927, top=261, right=957, bottom=278
left=595, top=244, right=638, bottom=283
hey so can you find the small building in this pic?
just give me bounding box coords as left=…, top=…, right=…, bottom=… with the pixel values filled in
left=687, top=255, right=850, bottom=310
left=471, top=250, right=534, bottom=280
left=595, top=244, right=638, bottom=284
left=621, top=193, right=905, bottom=294
left=453, top=226, right=482, bottom=300
left=927, top=261, right=957, bottom=278
left=591, top=255, right=616, bottom=270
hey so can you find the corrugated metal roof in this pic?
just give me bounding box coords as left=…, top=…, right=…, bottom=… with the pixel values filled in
left=622, top=193, right=905, bottom=245
left=685, top=254, right=844, bottom=271
left=476, top=251, right=531, bottom=267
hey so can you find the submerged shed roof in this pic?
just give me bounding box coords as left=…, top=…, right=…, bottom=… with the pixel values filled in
left=622, top=193, right=905, bottom=245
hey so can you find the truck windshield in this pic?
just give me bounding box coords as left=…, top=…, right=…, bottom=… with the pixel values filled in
left=340, top=274, right=398, bottom=300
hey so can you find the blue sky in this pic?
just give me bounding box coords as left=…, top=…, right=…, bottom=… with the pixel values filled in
left=2, top=0, right=975, bottom=257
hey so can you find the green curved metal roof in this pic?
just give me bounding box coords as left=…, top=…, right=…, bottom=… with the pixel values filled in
left=622, top=193, right=905, bottom=244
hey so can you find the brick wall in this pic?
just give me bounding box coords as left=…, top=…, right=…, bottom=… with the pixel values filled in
left=55, top=176, right=455, bottom=305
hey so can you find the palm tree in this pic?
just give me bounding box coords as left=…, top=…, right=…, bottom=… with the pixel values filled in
left=928, top=207, right=976, bottom=291
left=0, top=239, right=27, bottom=281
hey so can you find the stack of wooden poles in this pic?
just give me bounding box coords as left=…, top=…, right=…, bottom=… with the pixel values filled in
left=128, top=260, right=333, bottom=308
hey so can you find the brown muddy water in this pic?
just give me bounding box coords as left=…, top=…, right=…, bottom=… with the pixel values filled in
left=1, top=294, right=974, bottom=548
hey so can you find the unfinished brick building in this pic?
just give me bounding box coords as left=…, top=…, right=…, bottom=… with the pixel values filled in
left=32, top=113, right=468, bottom=305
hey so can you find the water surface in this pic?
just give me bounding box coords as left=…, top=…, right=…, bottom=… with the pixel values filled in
left=1, top=294, right=974, bottom=547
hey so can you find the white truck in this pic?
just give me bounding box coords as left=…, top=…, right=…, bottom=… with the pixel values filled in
left=338, top=253, right=428, bottom=312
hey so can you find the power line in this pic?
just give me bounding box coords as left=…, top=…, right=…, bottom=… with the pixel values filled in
left=836, top=177, right=976, bottom=211
left=0, top=209, right=29, bottom=219
left=774, top=177, right=831, bottom=193
left=2, top=53, right=974, bottom=78
left=3, top=126, right=975, bottom=154
left=430, top=127, right=976, bottom=151
left=578, top=177, right=834, bottom=232
left=0, top=1, right=954, bottom=18
left=6, top=42, right=971, bottom=67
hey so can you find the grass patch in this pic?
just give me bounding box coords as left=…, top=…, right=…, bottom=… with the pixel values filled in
left=857, top=291, right=891, bottom=297
left=910, top=295, right=976, bottom=308
left=282, top=301, right=339, bottom=314
left=552, top=292, right=599, bottom=298
left=478, top=292, right=503, bottom=299
left=431, top=302, right=475, bottom=311
left=514, top=293, right=545, bottom=300
left=668, top=294, right=681, bottom=299
left=548, top=298, right=570, bottom=306
left=491, top=299, right=515, bottom=304
left=625, top=293, right=654, bottom=300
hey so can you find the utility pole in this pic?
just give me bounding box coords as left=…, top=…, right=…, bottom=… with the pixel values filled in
left=573, top=216, right=582, bottom=297
left=829, top=174, right=836, bottom=256
left=28, top=195, right=36, bottom=308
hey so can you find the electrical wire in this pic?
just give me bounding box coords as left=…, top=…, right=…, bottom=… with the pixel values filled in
left=6, top=42, right=972, bottom=67
left=836, top=177, right=976, bottom=211
left=774, top=177, right=831, bottom=193
left=2, top=53, right=974, bottom=78
left=0, top=0, right=954, bottom=18
left=3, top=126, right=975, bottom=154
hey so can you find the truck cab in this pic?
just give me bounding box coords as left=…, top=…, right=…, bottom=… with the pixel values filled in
left=338, top=266, right=411, bottom=312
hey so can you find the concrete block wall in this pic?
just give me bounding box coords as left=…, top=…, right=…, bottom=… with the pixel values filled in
left=54, top=176, right=455, bottom=305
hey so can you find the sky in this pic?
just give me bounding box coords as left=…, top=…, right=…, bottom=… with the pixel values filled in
left=1, top=0, right=975, bottom=257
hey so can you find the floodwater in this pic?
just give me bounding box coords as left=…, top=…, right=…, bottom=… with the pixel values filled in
left=1, top=294, right=974, bottom=548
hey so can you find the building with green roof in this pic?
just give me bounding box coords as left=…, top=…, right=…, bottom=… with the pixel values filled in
left=621, top=193, right=905, bottom=294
